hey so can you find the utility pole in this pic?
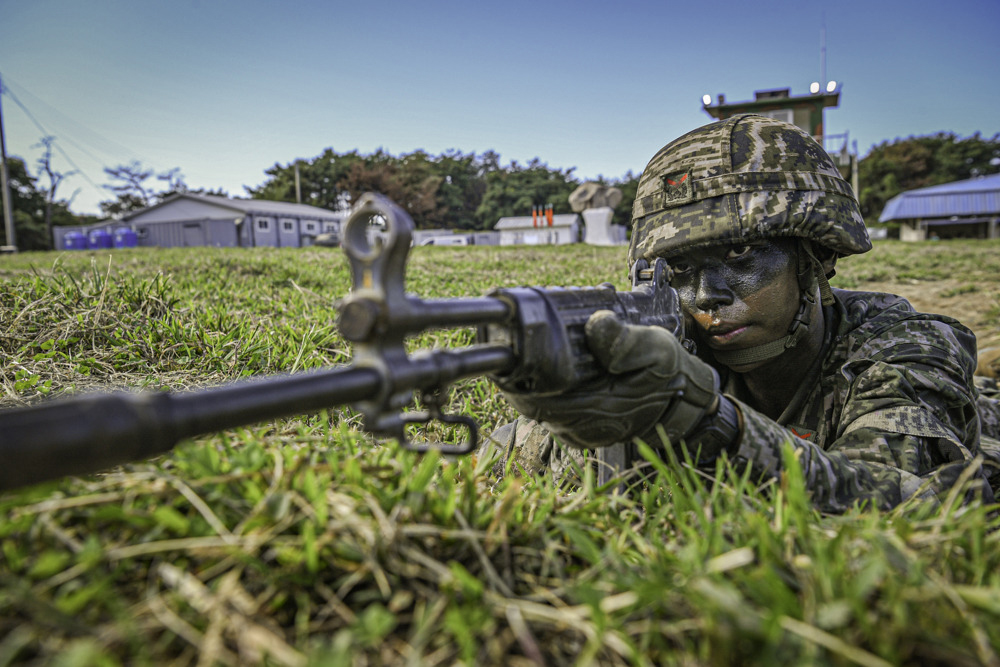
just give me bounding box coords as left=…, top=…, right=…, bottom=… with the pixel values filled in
left=294, top=160, right=302, bottom=204
left=0, top=72, right=17, bottom=252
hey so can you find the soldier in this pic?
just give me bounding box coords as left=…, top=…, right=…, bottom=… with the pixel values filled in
left=486, top=114, right=1000, bottom=512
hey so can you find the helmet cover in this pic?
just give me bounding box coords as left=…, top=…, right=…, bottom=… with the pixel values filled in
left=629, top=114, right=871, bottom=265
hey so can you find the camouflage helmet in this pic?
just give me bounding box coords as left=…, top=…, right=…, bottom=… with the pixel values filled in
left=628, top=114, right=871, bottom=266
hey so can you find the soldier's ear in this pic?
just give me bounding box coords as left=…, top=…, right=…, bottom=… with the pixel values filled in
left=809, top=243, right=838, bottom=279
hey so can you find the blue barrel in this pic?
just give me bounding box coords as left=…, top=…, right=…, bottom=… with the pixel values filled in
left=88, top=229, right=113, bottom=249
left=64, top=231, right=88, bottom=250
left=113, top=228, right=138, bottom=248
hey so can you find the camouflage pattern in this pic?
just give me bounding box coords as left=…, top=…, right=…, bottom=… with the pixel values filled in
left=628, top=114, right=872, bottom=267
left=976, top=376, right=1000, bottom=437
left=720, top=289, right=998, bottom=511
left=482, top=289, right=1000, bottom=511
left=481, top=418, right=589, bottom=485
left=974, top=376, right=1000, bottom=489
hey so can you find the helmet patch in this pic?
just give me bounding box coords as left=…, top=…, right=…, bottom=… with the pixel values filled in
left=661, top=172, right=693, bottom=207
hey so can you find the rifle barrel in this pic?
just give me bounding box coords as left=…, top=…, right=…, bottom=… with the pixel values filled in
left=1, top=344, right=517, bottom=492
left=1, top=365, right=381, bottom=491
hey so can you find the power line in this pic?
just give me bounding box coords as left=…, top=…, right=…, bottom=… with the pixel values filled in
left=0, top=81, right=104, bottom=195
left=1, top=76, right=140, bottom=162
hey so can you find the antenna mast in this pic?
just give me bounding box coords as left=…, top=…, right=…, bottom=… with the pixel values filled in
left=820, top=14, right=827, bottom=89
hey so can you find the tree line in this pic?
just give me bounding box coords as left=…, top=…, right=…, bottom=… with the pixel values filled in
left=2, top=156, right=92, bottom=250
left=3, top=132, right=998, bottom=250
left=245, top=148, right=638, bottom=232
left=857, top=132, right=1000, bottom=221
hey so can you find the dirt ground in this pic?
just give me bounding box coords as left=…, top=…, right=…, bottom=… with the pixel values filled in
left=860, top=279, right=1000, bottom=377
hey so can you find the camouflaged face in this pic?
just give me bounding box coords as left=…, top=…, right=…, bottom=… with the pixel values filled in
left=629, top=114, right=872, bottom=266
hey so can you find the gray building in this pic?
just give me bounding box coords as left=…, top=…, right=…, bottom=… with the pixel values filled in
left=54, top=194, right=347, bottom=250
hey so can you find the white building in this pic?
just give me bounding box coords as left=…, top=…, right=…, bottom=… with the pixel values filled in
left=494, top=214, right=581, bottom=246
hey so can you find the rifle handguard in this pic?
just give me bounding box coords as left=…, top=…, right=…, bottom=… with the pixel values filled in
left=480, top=258, right=686, bottom=395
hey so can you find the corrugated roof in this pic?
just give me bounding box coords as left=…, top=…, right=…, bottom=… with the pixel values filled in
left=880, top=173, right=1000, bottom=222
left=125, top=193, right=347, bottom=221
left=190, top=194, right=347, bottom=218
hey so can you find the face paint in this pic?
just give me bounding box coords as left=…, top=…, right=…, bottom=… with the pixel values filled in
left=666, top=240, right=801, bottom=359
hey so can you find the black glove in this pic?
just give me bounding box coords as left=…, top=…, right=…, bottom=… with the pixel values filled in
left=501, top=310, right=723, bottom=450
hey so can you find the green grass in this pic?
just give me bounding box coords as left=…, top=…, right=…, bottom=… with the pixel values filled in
left=1, top=240, right=1000, bottom=665
left=831, top=239, right=1000, bottom=287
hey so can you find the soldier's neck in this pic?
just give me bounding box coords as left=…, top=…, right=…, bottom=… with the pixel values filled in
left=734, top=303, right=827, bottom=421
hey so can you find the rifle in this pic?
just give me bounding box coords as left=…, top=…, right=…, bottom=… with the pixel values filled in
left=0, top=193, right=684, bottom=492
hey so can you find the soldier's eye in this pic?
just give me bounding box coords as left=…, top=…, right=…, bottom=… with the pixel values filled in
left=725, top=245, right=753, bottom=260
left=670, top=261, right=691, bottom=275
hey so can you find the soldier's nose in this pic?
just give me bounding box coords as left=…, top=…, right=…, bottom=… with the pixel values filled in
left=693, top=270, right=734, bottom=312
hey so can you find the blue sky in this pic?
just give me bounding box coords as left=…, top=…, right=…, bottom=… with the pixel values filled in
left=1, top=0, right=998, bottom=215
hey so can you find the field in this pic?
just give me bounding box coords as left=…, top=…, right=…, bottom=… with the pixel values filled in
left=2, top=239, right=1000, bottom=666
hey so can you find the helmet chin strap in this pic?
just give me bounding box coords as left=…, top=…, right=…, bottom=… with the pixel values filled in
left=709, top=240, right=827, bottom=369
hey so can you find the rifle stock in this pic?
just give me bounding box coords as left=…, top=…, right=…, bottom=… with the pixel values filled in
left=0, top=193, right=684, bottom=491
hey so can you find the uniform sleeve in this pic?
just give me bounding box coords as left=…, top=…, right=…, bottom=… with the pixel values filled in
left=726, top=331, right=990, bottom=513
left=477, top=417, right=588, bottom=483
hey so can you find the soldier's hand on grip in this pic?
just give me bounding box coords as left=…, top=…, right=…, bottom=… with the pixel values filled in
left=501, top=310, right=721, bottom=450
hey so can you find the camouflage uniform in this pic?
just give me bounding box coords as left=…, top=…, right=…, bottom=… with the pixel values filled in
left=724, top=289, right=1000, bottom=511
left=978, top=376, right=1000, bottom=436
left=483, top=114, right=1000, bottom=512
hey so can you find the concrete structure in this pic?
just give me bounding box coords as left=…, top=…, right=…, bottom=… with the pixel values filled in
left=495, top=213, right=581, bottom=246
left=880, top=173, right=1000, bottom=241
left=53, top=193, right=346, bottom=250
left=413, top=229, right=459, bottom=246
left=569, top=183, right=623, bottom=211
left=568, top=183, right=626, bottom=246
left=411, top=229, right=498, bottom=246
left=581, top=208, right=627, bottom=246
left=469, top=231, right=500, bottom=246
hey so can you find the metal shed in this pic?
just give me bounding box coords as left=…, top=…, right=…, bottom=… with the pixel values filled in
left=880, top=173, right=1000, bottom=241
